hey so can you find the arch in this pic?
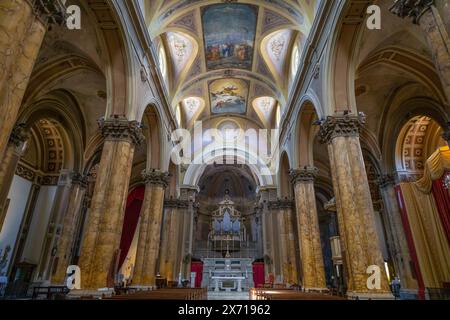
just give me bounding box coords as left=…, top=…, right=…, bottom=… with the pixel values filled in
left=16, top=90, right=86, bottom=173
left=183, top=147, right=274, bottom=187
left=381, top=97, right=448, bottom=173
left=279, top=151, right=292, bottom=198
left=141, top=104, right=163, bottom=170
left=294, top=98, right=321, bottom=168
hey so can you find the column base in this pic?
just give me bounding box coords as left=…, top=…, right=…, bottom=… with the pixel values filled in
left=347, top=291, right=394, bottom=300
left=66, top=288, right=115, bottom=300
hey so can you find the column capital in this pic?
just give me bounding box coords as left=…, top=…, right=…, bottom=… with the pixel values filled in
left=377, top=174, right=397, bottom=189
left=268, top=198, right=294, bottom=210
left=290, top=166, right=319, bottom=185
left=31, top=0, right=67, bottom=26
left=98, top=116, right=145, bottom=146
left=319, top=113, right=366, bottom=144
left=9, top=123, right=29, bottom=147
left=71, top=172, right=88, bottom=188
left=389, top=0, right=434, bottom=24
left=164, top=198, right=189, bottom=209
left=142, top=169, right=170, bottom=188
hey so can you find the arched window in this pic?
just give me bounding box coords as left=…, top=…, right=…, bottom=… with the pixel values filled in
left=291, top=44, right=300, bottom=79
left=158, top=46, right=167, bottom=81
left=175, top=104, right=182, bottom=127
left=276, top=104, right=281, bottom=128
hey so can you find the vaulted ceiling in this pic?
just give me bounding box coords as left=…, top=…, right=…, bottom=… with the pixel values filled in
left=141, top=0, right=320, bottom=130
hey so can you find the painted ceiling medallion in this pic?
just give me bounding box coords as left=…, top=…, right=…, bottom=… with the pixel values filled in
left=182, top=97, right=203, bottom=124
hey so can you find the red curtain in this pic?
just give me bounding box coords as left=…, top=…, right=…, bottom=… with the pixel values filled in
left=252, top=262, right=265, bottom=288
left=190, top=261, right=203, bottom=288
left=118, top=186, right=145, bottom=268
left=395, top=186, right=425, bottom=299
left=431, top=176, right=450, bottom=246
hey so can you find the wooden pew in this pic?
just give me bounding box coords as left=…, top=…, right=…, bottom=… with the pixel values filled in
left=106, top=288, right=208, bottom=300
left=250, top=288, right=346, bottom=300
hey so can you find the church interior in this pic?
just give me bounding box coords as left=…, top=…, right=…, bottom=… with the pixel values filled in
left=0, top=0, right=449, bottom=301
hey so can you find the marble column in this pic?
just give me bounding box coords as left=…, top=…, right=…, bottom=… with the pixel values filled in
left=0, top=0, right=65, bottom=161
left=390, top=1, right=450, bottom=103
left=52, top=173, right=87, bottom=284
left=78, top=118, right=143, bottom=289
left=319, top=114, right=392, bottom=299
left=290, top=167, right=327, bottom=291
left=0, top=124, right=28, bottom=231
left=284, top=203, right=299, bottom=285
left=258, top=188, right=275, bottom=278
left=178, top=187, right=198, bottom=279
left=270, top=199, right=298, bottom=285
left=37, top=169, right=73, bottom=281
left=378, top=174, right=418, bottom=292
left=132, top=170, right=169, bottom=287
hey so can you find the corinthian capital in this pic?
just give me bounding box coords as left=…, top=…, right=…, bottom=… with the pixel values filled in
left=290, top=166, right=319, bottom=185
left=319, top=113, right=366, bottom=144
left=389, top=0, right=434, bottom=24
left=9, top=124, right=29, bottom=147
left=32, top=0, right=67, bottom=26
left=142, top=170, right=170, bottom=188
left=98, top=116, right=145, bottom=146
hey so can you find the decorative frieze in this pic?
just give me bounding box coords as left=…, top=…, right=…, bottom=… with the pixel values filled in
left=142, top=169, right=170, bottom=188
left=98, top=117, right=145, bottom=145
left=32, top=0, right=67, bottom=26
left=319, top=113, right=366, bottom=144
left=389, top=0, right=434, bottom=24
left=8, top=124, right=29, bottom=148
left=289, top=166, right=319, bottom=185
left=15, top=163, right=35, bottom=182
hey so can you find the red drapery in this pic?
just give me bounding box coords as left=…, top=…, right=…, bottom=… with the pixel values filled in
left=118, top=186, right=145, bottom=268
left=190, top=261, right=203, bottom=288
left=252, top=262, right=265, bottom=288
left=395, top=186, right=425, bottom=299
left=431, top=176, right=450, bottom=246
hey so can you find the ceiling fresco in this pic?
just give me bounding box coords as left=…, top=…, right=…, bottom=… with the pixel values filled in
left=144, top=1, right=319, bottom=129
left=201, top=3, right=258, bottom=71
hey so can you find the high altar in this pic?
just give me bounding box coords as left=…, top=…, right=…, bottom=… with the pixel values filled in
left=201, top=196, right=254, bottom=291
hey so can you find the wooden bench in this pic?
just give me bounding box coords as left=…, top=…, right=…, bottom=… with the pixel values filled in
left=106, top=288, right=208, bottom=300
left=32, top=286, right=70, bottom=300
left=250, top=288, right=345, bottom=301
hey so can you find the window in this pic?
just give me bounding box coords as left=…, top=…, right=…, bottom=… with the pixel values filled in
left=158, top=46, right=167, bottom=80
left=175, top=104, right=182, bottom=127
left=276, top=104, right=281, bottom=128
left=291, top=44, right=300, bottom=79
